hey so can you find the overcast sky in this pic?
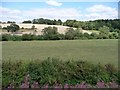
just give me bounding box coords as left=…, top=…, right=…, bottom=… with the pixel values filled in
left=0, top=0, right=119, bottom=22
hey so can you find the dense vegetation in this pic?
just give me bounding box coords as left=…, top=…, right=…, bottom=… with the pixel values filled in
left=2, top=58, right=119, bottom=88
left=22, top=18, right=120, bottom=32
left=1, top=19, right=119, bottom=41
left=63, top=19, right=120, bottom=31
left=1, top=26, right=118, bottom=41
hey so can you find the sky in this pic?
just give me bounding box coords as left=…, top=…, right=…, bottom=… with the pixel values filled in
left=0, top=0, right=119, bottom=22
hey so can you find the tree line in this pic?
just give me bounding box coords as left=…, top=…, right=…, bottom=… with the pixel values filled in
left=23, top=18, right=62, bottom=25
left=22, top=18, right=120, bottom=32
left=63, top=19, right=120, bottom=32
left=1, top=26, right=118, bottom=41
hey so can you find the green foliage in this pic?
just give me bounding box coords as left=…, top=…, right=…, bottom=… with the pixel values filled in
left=2, top=58, right=118, bottom=88
left=2, top=60, right=28, bottom=87
left=22, top=34, right=37, bottom=41
left=2, top=34, right=22, bottom=41
left=98, top=26, right=110, bottom=39
left=7, top=21, right=16, bottom=24
left=91, top=33, right=99, bottom=39
left=6, top=24, right=20, bottom=32
left=32, top=18, right=62, bottom=25
left=63, top=19, right=120, bottom=31
left=99, top=26, right=109, bottom=35
left=22, top=18, right=120, bottom=32
left=42, top=26, right=60, bottom=40
left=1, top=24, right=119, bottom=41
left=65, top=28, right=82, bottom=40
left=22, top=20, right=32, bottom=23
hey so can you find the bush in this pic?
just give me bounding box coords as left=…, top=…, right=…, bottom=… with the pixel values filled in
left=2, top=34, right=22, bottom=41
left=22, top=34, right=36, bottom=41
left=2, top=60, right=28, bottom=87
left=2, top=58, right=118, bottom=88
left=42, top=26, right=60, bottom=40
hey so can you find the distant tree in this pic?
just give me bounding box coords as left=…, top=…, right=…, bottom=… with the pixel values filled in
left=112, top=32, right=118, bottom=39
left=57, top=19, right=62, bottom=25
left=109, top=34, right=115, bottom=39
left=22, top=20, right=32, bottom=23
left=21, top=27, right=24, bottom=29
left=31, top=25, right=35, bottom=30
left=7, top=21, right=16, bottom=24
left=83, top=33, right=90, bottom=39
left=96, top=26, right=110, bottom=39
left=42, top=26, right=60, bottom=40
left=53, top=19, right=57, bottom=25
left=99, top=26, right=109, bottom=35
left=91, top=33, right=98, bottom=39
left=7, top=24, right=20, bottom=32
left=65, top=28, right=81, bottom=40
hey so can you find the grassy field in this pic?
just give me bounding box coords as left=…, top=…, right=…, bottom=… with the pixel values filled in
left=2, top=39, right=118, bottom=66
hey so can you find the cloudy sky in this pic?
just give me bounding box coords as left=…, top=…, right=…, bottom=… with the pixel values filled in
left=0, top=0, right=119, bottom=22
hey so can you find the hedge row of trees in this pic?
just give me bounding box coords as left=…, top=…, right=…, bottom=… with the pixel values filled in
left=22, top=18, right=120, bottom=32
left=23, top=18, right=62, bottom=25
left=1, top=26, right=118, bottom=41
left=63, top=19, right=120, bottom=32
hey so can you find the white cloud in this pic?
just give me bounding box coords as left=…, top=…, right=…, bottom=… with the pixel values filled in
left=0, top=7, right=81, bottom=22
left=85, top=4, right=118, bottom=20
left=45, top=0, right=62, bottom=6
left=0, top=7, right=23, bottom=22
left=0, top=7, right=21, bottom=15
left=23, top=8, right=81, bottom=20
left=0, top=4, right=118, bottom=22
left=86, top=5, right=117, bottom=13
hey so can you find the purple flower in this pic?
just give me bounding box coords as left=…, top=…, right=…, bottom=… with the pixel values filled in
left=97, top=81, right=106, bottom=88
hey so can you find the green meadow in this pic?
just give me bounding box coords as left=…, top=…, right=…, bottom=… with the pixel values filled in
left=2, top=39, right=118, bottom=66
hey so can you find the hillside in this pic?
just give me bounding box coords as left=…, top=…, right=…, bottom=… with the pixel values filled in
left=1, top=24, right=97, bottom=35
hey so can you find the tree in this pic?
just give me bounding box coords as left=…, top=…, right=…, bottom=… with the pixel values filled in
left=7, top=21, right=15, bottom=24
left=99, top=26, right=109, bottom=34
left=7, top=24, right=20, bottom=32
left=31, top=25, right=35, bottom=30
left=42, top=26, right=60, bottom=40
left=57, top=19, right=62, bottom=25
left=99, top=26, right=110, bottom=39
left=22, top=20, right=32, bottom=23
left=112, top=32, right=118, bottom=39
left=91, top=33, right=98, bottom=39
left=65, top=28, right=81, bottom=40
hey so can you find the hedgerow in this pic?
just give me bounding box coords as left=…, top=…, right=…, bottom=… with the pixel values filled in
left=2, top=58, right=119, bottom=88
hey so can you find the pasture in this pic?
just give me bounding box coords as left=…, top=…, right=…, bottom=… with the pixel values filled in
left=2, top=39, right=118, bottom=66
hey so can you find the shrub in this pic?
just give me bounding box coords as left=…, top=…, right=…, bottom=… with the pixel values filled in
left=2, top=58, right=118, bottom=88
left=2, top=60, right=28, bottom=88
left=2, top=34, right=22, bottom=41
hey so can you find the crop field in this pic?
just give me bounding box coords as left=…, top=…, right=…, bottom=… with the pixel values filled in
left=2, top=39, right=118, bottom=66
left=1, top=24, right=98, bottom=35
